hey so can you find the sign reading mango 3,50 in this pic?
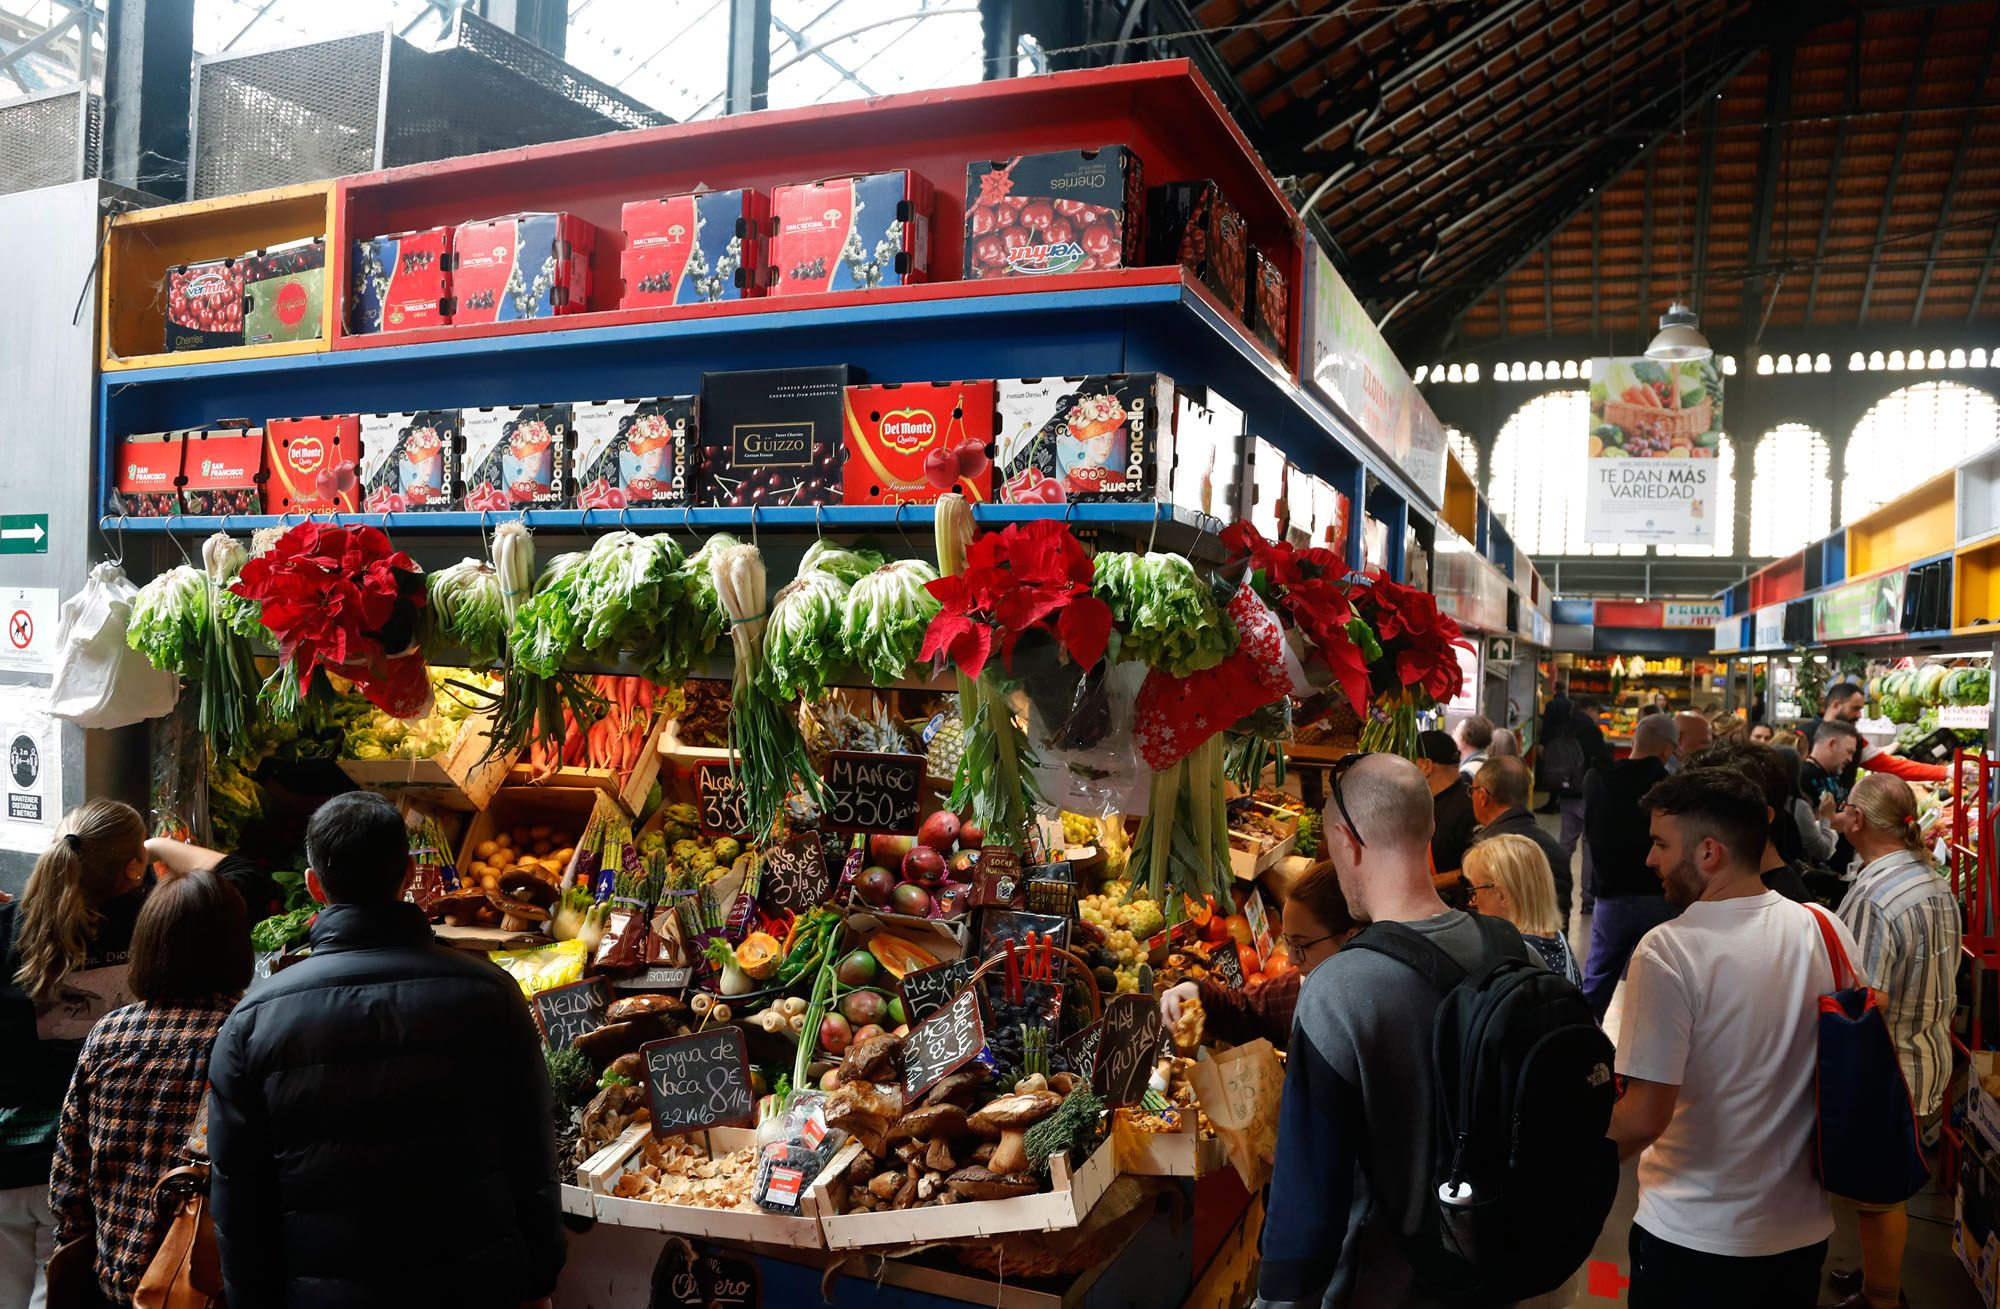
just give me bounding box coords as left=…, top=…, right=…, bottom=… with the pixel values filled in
left=822, top=750, right=922, bottom=835
left=1094, top=992, right=1164, bottom=1108
left=901, top=986, right=985, bottom=1100
left=1583, top=356, right=1724, bottom=547
left=641, top=1027, right=755, bottom=1137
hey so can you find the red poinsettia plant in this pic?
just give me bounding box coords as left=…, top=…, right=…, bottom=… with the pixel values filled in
left=231, top=522, right=433, bottom=717
left=919, top=520, right=1113, bottom=678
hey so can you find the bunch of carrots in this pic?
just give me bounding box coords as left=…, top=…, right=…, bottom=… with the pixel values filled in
left=523, top=674, right=659, bottom=785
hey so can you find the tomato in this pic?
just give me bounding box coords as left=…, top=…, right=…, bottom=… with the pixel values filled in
left=1223, top=913, right=1253, bottom=947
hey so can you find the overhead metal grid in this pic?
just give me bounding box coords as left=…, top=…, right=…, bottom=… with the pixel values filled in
left=0, top=82, right=101, bottom=196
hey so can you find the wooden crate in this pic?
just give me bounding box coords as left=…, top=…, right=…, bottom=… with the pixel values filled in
left=1227, top=801, right=1299, bottom=880
left=588, top=1126, right=828, bottom=1248
left=817, top=1137, right=1117, bottom=1250
left=508, top=708, right=670, bottom=818
left=337, top=707, right=517, bottom=811
left=1111, top=1108, right=1226, bottom=1178
left=102, top=181, right=338, bottom=370
left=455, top=786, right=617, bottom=889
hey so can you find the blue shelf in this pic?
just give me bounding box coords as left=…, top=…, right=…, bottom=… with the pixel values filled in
left=97, top=274, right=1442, bottom=575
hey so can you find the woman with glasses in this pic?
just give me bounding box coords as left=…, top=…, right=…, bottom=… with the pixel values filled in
left=1463, top=834, right=1580, bottom=985
left=1159, top=861, right=1357, bottom=1048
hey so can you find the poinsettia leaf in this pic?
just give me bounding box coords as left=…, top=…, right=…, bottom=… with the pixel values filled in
left=948, top=625, right=994, bottom=679
left=1056, top=596, right=1113, bottom=670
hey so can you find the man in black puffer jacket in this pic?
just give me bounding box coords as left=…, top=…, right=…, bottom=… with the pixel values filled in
left=209, top=791, right=564, bottom=1308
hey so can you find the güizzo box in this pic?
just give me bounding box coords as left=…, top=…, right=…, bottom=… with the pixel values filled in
left=842, top=381, right=996, bottom=505
left=263, top=415, right=360, bottom=514
left=360, top=411, right=462, bottom=514
left=699, top=366, right=854, bottom=506
left=620, top=191, right=767, bottom=307
left=462, top=404, right=570, bottom=511
left=769, top=172, right=932, bottom=295
left=963, top=146, right=1145, bottom=280
left=571, top=397, right=695, bottom=509
left=994, top=374, right=1175, bottom=504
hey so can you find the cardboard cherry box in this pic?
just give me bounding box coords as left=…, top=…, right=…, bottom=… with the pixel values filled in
left=620, top=190, right=768, bottom=307
left=699, top=366, right=853, bottom=507
left=452, top=213, right=595, bottom=323
left=571, top=397, right=695, bottom=510
left=164, top=258, right=244, bottom=352
left=359, top=410, right=462, bottom=514
left=462, top=403, right=571, bottom=512
left=243, top=238, right=326, bottom=345
left=110, top=431, right=187, bottom=516
left=263, top=415, right=361, bottom=514
left=841, top=381, right=996, bottom=506
left=994, top=374, right=1176, bottom=504
left=770, top=172, right=932, bottom=295
left=350, top=226, right=453, bottom=334
left=179, top=426, right=265, bottom=516
left=964, top=146, right=1145, bottom=280
left=1148, top=181, right=1247, bottom=317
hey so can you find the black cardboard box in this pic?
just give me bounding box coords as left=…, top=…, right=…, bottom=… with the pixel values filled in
left=699, top=367, right=857, bottom=507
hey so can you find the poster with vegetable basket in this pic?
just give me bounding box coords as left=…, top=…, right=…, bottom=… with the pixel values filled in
left=1584, top=357, right=1724, bottom=545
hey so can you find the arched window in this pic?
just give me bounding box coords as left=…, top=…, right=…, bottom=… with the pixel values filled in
left=1447, top=428, right=1480, bottom=486
left=1844, top=381, right=2000, bottom=524
left=1656, top=433, right=1736, bottom=558
left=1748, top=424, right=1833, bottom=557
left=1488, top=390, right=1645, bottom=557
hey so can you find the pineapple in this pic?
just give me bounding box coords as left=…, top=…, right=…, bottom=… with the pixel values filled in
left=923, top=699, right=966, bottom=780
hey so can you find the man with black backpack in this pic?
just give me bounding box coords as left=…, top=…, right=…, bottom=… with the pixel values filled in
left=1611, top=768, right=1864, bottom=1308
left=1256, top=754, right=1616, bottom=1309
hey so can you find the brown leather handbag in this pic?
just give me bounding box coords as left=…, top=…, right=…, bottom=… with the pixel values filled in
left=132, top=1163, right=224, bottom=1309
left=44, top=1229, right=108, bottom=1309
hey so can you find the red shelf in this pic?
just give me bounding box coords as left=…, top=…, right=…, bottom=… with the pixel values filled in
left=1750, top=554, right=1806, bottom=609
left=330, top=60, right=1304, bottom=368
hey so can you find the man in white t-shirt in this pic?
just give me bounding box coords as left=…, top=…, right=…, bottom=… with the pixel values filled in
left=1608, top=767, right=1860, bottom=1308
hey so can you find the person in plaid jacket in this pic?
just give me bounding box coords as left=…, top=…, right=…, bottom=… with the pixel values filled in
left=49, top=869, right=252, bottom=1306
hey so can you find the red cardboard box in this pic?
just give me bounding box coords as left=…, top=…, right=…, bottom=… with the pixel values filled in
left=841, top=381, right=996, bottom=505
left=770, top=172, right=932, bottom=295
left=111, top=432, right=186, bottom=516
left=179, top=426, right=266, bottom=516
left=621, top=190, right=768, bottom=307
left=350, top=226, right=453, bottom=334
left=165, top=258, right=245, bottom=352
left=452, top=213, right=595, bottom=323
left=964, top=146, right=1145, bottom=280
left=1247, top=248, right=1290, bottom=356
left=994, top=374, right=1175, bottom=504
left=1147, top=181, right=1247, bottom=316
left=263, top=416, right=361, bottom=514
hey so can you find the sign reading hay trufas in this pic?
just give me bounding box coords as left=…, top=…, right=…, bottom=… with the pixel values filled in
left=1585, top=357, right=1724, bottom=546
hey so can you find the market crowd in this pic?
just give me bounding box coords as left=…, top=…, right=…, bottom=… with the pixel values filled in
left=0, top=687, right=1964, bottom=1309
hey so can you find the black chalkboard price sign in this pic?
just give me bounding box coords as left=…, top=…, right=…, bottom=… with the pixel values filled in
left=651, top=1237, right=760, bottom=1309
left=640, top=1026, right=756, bottom=1137
left=898, top=956, right=977, bottom=1025
left=1094, top=992, right=1164, bottom=1108
left=900, top=986, right=986, bottom=1100
left=696, top=761, right=751, bottom=838
left=1060, top=1020, right=1101, bottom=1081
left=822, top=751, right=923, bottom=835
left=1208, top=942, right=1245, bottom=990
left=757, top=834, right=832, bottom=915
left=532, top=978, right=606, bottom=1052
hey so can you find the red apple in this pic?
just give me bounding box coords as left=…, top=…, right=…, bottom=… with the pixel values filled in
left=819, top=1013, right=853, bottom=1055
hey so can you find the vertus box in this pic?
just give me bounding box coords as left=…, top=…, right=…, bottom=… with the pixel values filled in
left=699, top=367, right=855, bottom=507
left=463, top=404, right=571, bottom=511
left=1148, top=180, right=1247, bottom=316
left=621, top=191, right=768, bottom=307
left=244, top=238, right=326, bottom=344
left=452, top=213, right=595, bottom=323
left=842, top=381, right=996, bottom=505
left=964, top=146, right=1144, bottom=280
left=769, top=173, right=932, bottom=295
left=572, top=397, right=696, bottom=509
left=179, top=426, right=266, bottom=516
left=165, top=258, right=244, bottom=352
left=263, top=415, right=361, bottom=514
left=994, top=374, right=1175, bottom=504
left=350, top=227, right=453, bottom=334
left=360, top=411, right=462, bottom=514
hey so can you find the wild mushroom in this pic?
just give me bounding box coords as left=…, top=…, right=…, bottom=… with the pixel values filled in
left=604, top=1052, right=645, bottom=1083
left=498, top=868, right=558, bottom=908
left=606, top=993, right=686, bottom=1023
left=575, top=1020, right=646, bottom=1071
left=432, top=888, right=490, bottom=928
left=867, top=1171, right=901, bottom=1202
left=922, top=1066, right=990, bottom=1108
left=485, top=890, right=551, bottom=935
left=841, top=1032, right=903, bottom=1084
left=968, top=1090, right=1062, bottom=1177
left=1048, top=1072, right=1080, bottom=1096
left=826, top=1080, right=904, bottom=1157
left=888, top=1103, right=970, bottom=1173
left=946, top=1166, right=1040, bottom=1201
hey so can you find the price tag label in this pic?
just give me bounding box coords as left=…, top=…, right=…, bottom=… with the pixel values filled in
left=1208, top=942, right=1245, bottom=989
left=898, top=956, right=976, bottom=1025
left=1939, top=705, right=1990, bottom=730
left=531, top=978, right=607, bottom=1052
left=901, top=986, right=985, bottom=1100
left=641, top=1026, right=755, bottom=1137
left=697, top=761, right=751, bottom=838
left=823, top=751, right=923, bottom=835
left=1243, top=890, right=1273, bottom=970
left=757, top=834, right=832, bottom=915
left=1060, top=1020, right=1101, bottom=1080
left=1094, top=992, right=1164, bottom=1108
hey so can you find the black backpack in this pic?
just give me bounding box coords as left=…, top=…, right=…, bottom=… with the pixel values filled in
left=1538, top=730, right=1588, bottom=796
left=1345, top=916, right=1619, bottom=1302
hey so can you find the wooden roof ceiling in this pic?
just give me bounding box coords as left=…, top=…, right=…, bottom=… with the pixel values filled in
left=1192, top=0, right=2000, bottom=356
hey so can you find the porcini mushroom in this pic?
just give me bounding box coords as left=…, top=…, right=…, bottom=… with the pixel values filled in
left=431, top=888, right=489, bottom=928
left=968, top=1090, right=1062, bottom=1177
left=485, top=889, right=551, bottom=935
left=922, top=1066, right=990, bottom=1108
left=840, top=1032, right=903, bottom=1084
left=888, top=1103, right=970, bottom=1173
left=946, top=1166, right=1040, bottom=1201
left=498, top=868, right=559, bottom=908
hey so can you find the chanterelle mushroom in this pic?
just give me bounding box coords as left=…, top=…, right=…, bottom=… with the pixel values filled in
left=946, top=1166, right=1040, bottom=1201
left=967, top=1091, right=1062, bottom=1177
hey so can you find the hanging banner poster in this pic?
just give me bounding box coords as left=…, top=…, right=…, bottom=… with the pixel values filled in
left=1584, top=357, right=1725, bottom=545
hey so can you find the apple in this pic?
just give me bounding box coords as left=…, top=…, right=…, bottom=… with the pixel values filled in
left=855, top=865, right=897, bottom=907
left=918, top=810, right=961, bottom=853
left=820, top=1068, right=843, bottom=1091
left=819, top=1013, right=853, bottom=1055
left=869, top=833, right=916, bottom=866
left=958, top=821, right=984, bottom=848
left=903, top=845, right=946, bottom=888
left=891, top=882, right=933, bottom=917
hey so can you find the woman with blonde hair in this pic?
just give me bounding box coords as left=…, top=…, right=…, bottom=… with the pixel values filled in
left=1464, top=833, right=1580, bottom=984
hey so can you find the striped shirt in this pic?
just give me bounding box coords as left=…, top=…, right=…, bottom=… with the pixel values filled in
left=1837, top=849, right=1961, bottom=1116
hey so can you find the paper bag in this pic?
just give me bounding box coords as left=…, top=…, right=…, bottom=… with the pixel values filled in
left=1188, top=1038, right=1285, bottom=1192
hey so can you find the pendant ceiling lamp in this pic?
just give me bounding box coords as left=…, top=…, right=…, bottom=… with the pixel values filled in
left=1646, top=301, right=1712, bottom=361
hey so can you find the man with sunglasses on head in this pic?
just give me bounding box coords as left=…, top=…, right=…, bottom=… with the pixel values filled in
left=1256, top=753, right=1543, bottom=1309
